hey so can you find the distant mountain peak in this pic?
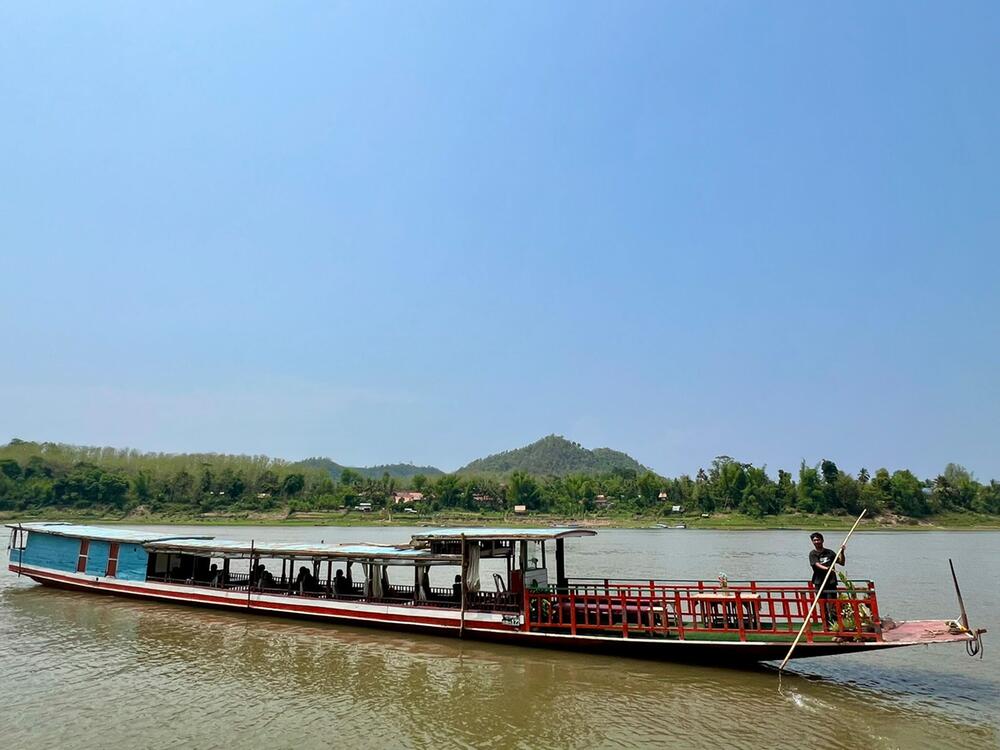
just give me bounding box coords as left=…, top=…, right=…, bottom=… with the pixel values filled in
left=457, top=434, right=649, bottom=476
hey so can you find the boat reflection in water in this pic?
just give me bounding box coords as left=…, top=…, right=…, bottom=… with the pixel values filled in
left=2, top=581, right=997, bottom=750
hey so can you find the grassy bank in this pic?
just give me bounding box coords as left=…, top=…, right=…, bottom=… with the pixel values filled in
left=2, top=508, right=998, bottom=530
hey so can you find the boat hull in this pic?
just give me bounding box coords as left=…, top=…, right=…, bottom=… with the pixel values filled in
left=7, top=562, right=959, bottom=666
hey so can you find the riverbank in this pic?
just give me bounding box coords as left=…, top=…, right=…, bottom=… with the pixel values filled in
left=2, top=509, right=998, bottom=530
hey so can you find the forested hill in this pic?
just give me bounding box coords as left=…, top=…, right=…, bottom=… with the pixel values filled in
left=295, top=457, right=444, bottom=481
left=458, top=435, right=650, bottom=477
left=2, top=438, right=998, bottom=522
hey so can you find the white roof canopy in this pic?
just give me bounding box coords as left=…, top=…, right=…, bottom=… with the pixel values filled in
left=410, top=527, right=597, bottom=542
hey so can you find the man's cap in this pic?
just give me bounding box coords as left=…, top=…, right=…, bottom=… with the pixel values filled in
left=810, top=532, right=824, bottom=541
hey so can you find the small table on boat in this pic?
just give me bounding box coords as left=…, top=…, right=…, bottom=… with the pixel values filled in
left=691, top=592, right=761, bottom=630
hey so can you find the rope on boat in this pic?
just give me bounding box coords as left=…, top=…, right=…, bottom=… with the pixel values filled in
left=963, top=626, right=985, bottom=659
left=967, top=631, right=984, bottom=659
left=947, top=618, right=985, bottom=659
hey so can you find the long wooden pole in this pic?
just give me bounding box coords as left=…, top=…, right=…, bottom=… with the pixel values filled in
left=459, top=534, right=467, bottom=639
left=778, top=509, right=866, bottom=672
left=949, top=559, right=970, bottom=631
left=247, top=540, right=255, bottom=609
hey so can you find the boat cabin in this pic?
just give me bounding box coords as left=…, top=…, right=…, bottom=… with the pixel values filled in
left=7, top=523, right=596, bottom=615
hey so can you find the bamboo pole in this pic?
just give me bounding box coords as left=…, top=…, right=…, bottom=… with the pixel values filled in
left=778, top=509, right=866, bottom=672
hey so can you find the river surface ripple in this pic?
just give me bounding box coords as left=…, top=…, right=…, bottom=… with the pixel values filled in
left=1, top=525, right=996, bottom=749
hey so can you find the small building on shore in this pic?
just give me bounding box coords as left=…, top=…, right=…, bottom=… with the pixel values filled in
left=392, top=491, right=424, bottom=505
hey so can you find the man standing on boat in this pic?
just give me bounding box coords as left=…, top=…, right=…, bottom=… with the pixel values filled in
left=809, top=532, right=844, bottom=625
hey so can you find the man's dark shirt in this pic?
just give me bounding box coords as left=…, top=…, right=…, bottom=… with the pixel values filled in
left=809, top=547, right=839, bottom=591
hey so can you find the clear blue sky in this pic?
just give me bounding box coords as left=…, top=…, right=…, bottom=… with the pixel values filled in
left=2, top=3, right=998, bottom=478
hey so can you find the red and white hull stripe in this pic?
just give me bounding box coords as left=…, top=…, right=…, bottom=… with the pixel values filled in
left=9, top=562, right=918, bottom=661
left=8, top=563, right=516, bottom=633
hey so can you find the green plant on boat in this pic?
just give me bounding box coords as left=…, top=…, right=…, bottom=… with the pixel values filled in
left=835, top=571, right=874, bottom=633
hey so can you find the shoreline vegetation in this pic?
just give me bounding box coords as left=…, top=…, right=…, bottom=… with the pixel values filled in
left=1, top=437, right=998, bottom=531
left=1, top=509, right=998, bottom=531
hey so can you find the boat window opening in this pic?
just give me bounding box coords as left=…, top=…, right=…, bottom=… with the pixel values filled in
left=146, top=552, right=170, bottom=580
left=7, top=529, right=28, bottom=552
left=8, top=527, right=27, bottom=551
left=202, top=557, right=227, bottom=587
left=190, top=555, right=211, bottom=583
left=105, top=543, right=120, bottom=577
left=76, top=539, right=90, bottom=573
left=151, top=553, right=198, bottom=582
left=465, top=544, right=481, bottom=593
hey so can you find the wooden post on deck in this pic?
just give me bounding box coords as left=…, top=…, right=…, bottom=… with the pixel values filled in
left=247, top=540, right=255, bottom=608
left=555, top=538, right=566, bottom=592
left=459, top=534, right=467, bottom=639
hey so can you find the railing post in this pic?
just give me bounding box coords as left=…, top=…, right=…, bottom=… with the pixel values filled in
left=803, top=592, right=814, bottom=643
left=867, top=581, right=883, bottom=639
left=735, top=592, right=746, bottom=641
left=648, top=580, right=656, bottom=634
left=620, top=591, right=628, bottom=638
left=673, top=591, right=685, bottom=639
left=570, top=592, right=577, bottom=636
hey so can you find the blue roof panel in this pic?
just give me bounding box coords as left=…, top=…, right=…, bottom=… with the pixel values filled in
left=7, top=522, right=212, bottom=545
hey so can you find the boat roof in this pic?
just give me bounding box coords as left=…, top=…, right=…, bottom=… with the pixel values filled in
left=144, top=537, right=458, bottom=563
left=6, top=522, right=212, bottom=545
left=410, top=527, right=597, bottom=542
left=7, top=522, right=593, bottom=557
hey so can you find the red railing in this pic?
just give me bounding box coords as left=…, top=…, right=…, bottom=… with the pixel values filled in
left=524, top=578, right=882, bottom=642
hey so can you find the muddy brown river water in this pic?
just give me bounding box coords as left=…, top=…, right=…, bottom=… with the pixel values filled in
left=1, top=525, right=996, bottom=749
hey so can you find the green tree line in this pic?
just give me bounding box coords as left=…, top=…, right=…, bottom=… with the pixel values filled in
left=1, top=440, right=998, bottom=518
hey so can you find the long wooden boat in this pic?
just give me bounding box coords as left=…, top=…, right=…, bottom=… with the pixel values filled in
left=5, top=522, right=983, bottom=666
